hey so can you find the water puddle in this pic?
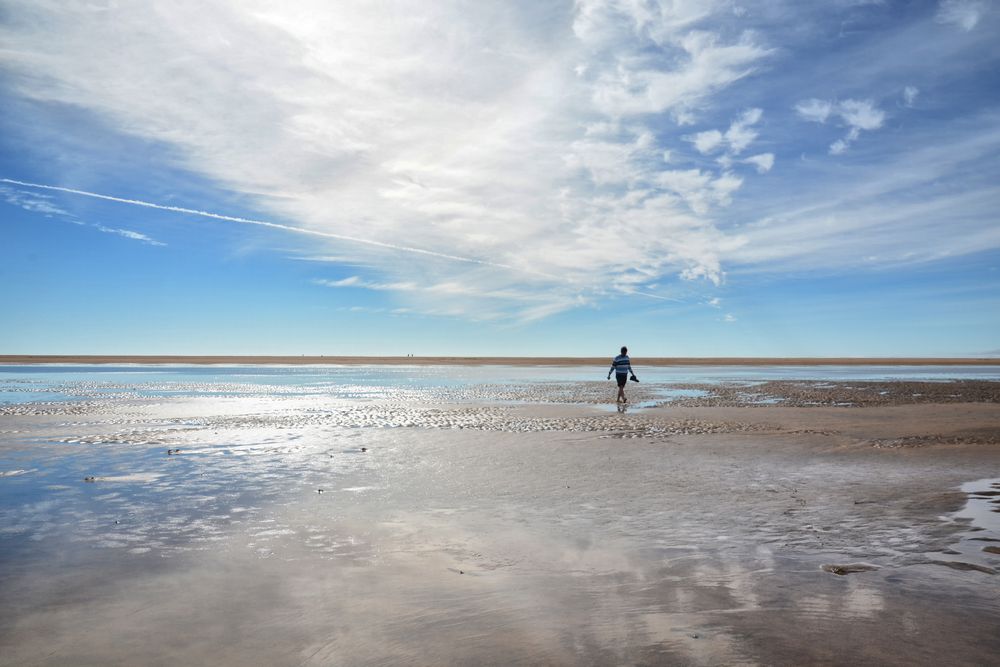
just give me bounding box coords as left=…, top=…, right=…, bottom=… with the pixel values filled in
left=930, top=478, right=1000, bottom=574
left=594, top=388, right=711, bottom=412
left=956, top=478, right=1000, bottom=533
left=594, top=400, right=660, bottom=412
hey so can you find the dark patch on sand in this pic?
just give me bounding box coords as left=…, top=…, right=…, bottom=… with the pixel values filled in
left=664, top=380, right=1000, bottom=408
left=821, top=563, right=880, bottom=575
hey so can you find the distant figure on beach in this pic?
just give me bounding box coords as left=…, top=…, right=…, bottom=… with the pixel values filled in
left=607, top=346, right=637, bottom=403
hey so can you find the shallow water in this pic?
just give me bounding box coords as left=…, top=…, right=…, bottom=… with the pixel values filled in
left=3, top=364, right=1000, bottom=405
left=957, top=478, right=1000, bottom=533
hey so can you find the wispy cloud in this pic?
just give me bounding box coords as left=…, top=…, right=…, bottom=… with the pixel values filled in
left=92, top=224, right=165, bottom=246
left=744, top=153, right=775, bottom=173
left=314, top=274, right=589, bottom=322
left=0, top=2, right=785, bottom=318
left=795, top=98, right=886, bottom=154
left=1, top=1, right=997, bottom=323
left=935, top=0, right=988, bottom=30
left=723, top=120, right=1000, bottom=272
left=2, top=186, right=72, bottom=217
left=687, top=108, right=764, bottom=155
left=3, top=178, right=517, bottom=271
left=2, top=184, right=165, bottom=246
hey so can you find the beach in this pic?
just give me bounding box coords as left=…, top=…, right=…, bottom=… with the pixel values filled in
left=1, top=366, right=999, bottom=665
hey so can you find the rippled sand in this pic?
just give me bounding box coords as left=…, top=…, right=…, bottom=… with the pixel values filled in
left=1, top=379, right=999, bottom=665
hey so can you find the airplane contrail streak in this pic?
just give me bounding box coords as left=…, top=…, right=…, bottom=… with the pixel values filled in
left=1, top=177, right=534, bottom=273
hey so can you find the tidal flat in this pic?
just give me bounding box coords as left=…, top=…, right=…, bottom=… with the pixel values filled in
left=1, top=366, right=999, bottom=665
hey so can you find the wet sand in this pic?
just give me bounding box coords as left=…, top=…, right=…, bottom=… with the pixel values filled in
left=1, top=381, right=999, bottom=665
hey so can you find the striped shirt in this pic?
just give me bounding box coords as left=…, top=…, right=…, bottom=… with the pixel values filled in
left=610, top=354, right=632, bottom=375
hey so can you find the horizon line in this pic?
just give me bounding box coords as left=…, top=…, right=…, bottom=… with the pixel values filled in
left=2, top=355, right=999, bottom=367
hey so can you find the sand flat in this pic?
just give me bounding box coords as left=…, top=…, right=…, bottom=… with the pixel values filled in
left=1, top=378, right=999, bottom=665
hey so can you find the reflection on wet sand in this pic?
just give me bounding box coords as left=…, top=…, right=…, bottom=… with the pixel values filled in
left=1, top=377, right=999, bottom=664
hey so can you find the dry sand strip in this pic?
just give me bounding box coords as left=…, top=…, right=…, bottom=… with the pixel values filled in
left=2, top=355, right=1000, bottom=366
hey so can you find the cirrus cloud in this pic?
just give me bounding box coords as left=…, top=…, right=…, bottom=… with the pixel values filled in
left=796, top=98, right=886, bottom=154
left=2, top=0, right=996, bottom=327
left=0, top=0, right=780, bottom=317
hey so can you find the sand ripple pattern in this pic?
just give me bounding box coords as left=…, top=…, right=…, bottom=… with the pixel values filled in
left=42, top=405, right=767, bottom=447
left=665, top=380, right=1000, bottom=407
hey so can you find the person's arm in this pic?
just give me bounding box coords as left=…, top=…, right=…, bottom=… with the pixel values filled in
left=608, top=359, right=615, bottom=379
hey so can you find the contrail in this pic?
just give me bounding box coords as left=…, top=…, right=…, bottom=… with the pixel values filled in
left=1, top=177, right=532, bottom=273
left=632, top=290, right=684, bottom=303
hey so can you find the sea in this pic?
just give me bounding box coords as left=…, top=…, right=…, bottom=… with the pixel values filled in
left=3, top=363, right=1000, bottom=405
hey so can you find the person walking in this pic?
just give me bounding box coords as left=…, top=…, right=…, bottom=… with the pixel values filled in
left=607, top=346, right=637, bottom=403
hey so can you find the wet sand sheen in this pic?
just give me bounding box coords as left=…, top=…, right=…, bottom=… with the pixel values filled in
left=1, top=380, right=999, bottom=664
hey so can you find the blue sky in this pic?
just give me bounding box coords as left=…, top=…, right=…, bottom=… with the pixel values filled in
left=1, top=0, right=998, bottom=357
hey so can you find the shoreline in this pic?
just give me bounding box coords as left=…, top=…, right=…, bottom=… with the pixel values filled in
left=3, top=354, right=1000, bottom=366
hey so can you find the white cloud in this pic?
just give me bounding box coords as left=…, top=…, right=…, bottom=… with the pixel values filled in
left=795, top=99, right=834, bottom=123
left=935, top=0, right=987, bottom=30
left=829, top=139, right=849, bottom=155
left=724, top=108, right=763, bottom=154
left=744, top=153, right=775, bottom=173
left=0, top=1, right=780, bottom=317
left=584, top=25, right=773, bottom=117
left=684, top=108, right=766, bottom=163
left=711, top=171, right=744, bottom=206
left=797, top=98, right=886, bottom=154
left=903, top=85, right=919, bottom=107
left=11, top=2, right=992, bottom=322
left=93, top=224, right=166, bottom=246
left=688, top=107, right=764, bottom=156
left=723, top=123, right=1000, bottom=272
left=838, top=99, right=886, bottom=131
left=1, top=186, right=72, bottom=216
left=691, top=129, right=724, bottom=154
left=566, top=129, right=658, bottom=184
left=314, top=273, right=585, bottom=320
left=2, top=184, right=164, bottom=246
left=722, top=313, right=736, bottom=322
left=655, top=168, right=745, bottom=216
left=315, top=277, right=415, bottom=292
left=317, top=276, right=362, bottom=287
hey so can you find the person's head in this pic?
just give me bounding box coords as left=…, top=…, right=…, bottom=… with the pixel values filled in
left=621, top=346, right=628, bottom=355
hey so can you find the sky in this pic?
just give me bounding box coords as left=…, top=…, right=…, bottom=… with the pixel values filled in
left=1, top=0, right=999, bottom=357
